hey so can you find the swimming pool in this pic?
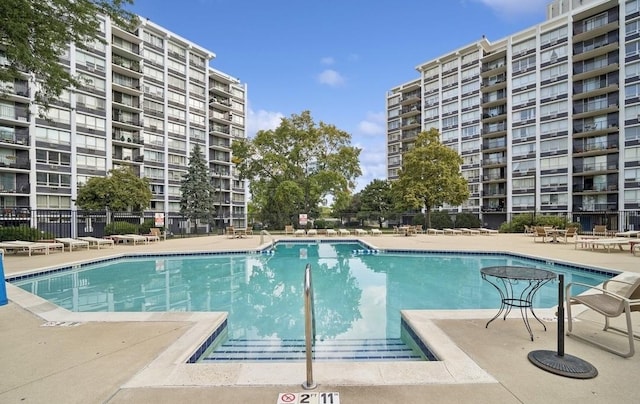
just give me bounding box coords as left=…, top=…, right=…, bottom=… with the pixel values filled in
left=9, top=241, right=614, bottom=361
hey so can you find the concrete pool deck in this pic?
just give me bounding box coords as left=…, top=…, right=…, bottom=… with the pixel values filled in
left=1, top=232, right=639, bottom=403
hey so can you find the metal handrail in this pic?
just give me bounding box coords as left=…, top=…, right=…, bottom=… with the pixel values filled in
left=302, top=264, right=317, bottom=390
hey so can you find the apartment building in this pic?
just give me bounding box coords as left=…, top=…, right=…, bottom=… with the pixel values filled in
left=387, top=0, right=640, bottom=230
left=0, top=17, right=247, bottom=236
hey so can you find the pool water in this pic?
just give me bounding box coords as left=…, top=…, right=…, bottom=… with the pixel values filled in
left=12, top=241, right=611, bottom=345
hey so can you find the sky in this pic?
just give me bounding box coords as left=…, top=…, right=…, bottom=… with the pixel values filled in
left=128, top=0, right=551, bottom=192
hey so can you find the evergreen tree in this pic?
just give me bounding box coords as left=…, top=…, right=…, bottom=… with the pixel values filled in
left=180, top=144, right=216, bottom=231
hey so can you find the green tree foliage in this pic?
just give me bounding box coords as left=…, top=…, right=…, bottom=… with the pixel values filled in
left=392, top=129, right=470, bottom=228
left=232, top=111, right=362, bottom=229
left=180, top=144, right=216, bottom=225
left=359, top=179, right=393, bottom=228
left=76, top=167, right=151, bottom=211
left=0, top=0, right=136, bottom=109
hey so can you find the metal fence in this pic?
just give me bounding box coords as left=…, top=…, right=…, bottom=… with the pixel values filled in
left=0, top=209, right=238, bottom=239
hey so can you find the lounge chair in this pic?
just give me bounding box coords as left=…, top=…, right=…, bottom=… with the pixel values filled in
left=459, top=228, right=480, bottom=235
left=427, top=228, right=444, bottom=235
left=306, top=229, right=317, bottom=236
left=326, top=229, right=337, bottom=236
left=443, top=228, right=462, bottom=235
left=338, top=229, right=351, bottom=236
left=354, top=229, right=368, bottom=236
left=78, top=236, right=115, bottom=249
left=414, top=224, right=424, bottom=234
left=55, top=237, right=90, bottom=252
left=284, top=225, right=295, bottom=235
left=566, top=276, right=640, bottom=357
left=294, top=229, right=306, bottom=237
left=0, top=241, right=50, bottom=256
left=370, top=229, right=383, bottom=236
left=615, top=230, right=640, bottom=238
left=580, top=238, right=630, bottom=253
left=479, top=227, right=498, bottom=235
left=111, top=234, right=148, bottom=245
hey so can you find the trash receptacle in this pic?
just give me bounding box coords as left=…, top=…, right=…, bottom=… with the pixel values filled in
left=1, top=251, right=8, bottom=306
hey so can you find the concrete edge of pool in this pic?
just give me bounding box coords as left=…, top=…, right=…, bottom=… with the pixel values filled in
left=7, top=280, right=564, bottom=387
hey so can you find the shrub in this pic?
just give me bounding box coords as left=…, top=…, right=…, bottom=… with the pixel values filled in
left=105, top=221, right=138, bottom=235
left=0, top=226, right=53, bottom=241
left=454, top=213, right=481, bottom=228
left=429, top=211, right=453, bottom=229
left=412, top=213, right=426, bottom=226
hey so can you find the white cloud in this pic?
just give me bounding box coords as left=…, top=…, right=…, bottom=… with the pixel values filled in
left=320, top=56, right=335, bottom=65
left=317, top=69, right=346, bottom=87
left=351, top=110, right=387, bottom=191
left=472, top=0, right=548, bottom=18
left=246, top=108, right=284, bottom=138
left=357, top=111, right=385, bottom=136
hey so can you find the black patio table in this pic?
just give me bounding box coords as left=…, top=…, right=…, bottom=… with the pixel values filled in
left=481, top=266, right=557, bottom=341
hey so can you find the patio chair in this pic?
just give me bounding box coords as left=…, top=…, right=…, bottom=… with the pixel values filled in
left=523, top=225, right=535, bottom=236
left=354, top=229, right=368, bottom=236
left=294, top=229, right=306, bottom=237
left=284, top=225, right=294, bottom=235
left=427, top=228, right=444, bottom=235
left=326, top=229, right=337, bottom=236
left=533, top=226, right=548, bottom=243
left=338, top=228, right=351, bottom=236
left=306, top=229, right=317, bottom=236
left=370, top=229, right=383, bottom=236
left=566, top=276, right=640, bottom=358
left=561, top=227, right=578, bottom=243
left=592, top=225, right=609, bottom=236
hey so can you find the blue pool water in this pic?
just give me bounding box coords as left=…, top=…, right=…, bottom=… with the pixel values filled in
left=10, top=241, right=613, bottom=344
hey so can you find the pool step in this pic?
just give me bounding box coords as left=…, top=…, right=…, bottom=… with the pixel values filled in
left=200, top=338, right=425, bottom=362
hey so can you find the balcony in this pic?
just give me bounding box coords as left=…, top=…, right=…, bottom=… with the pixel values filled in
left=481, top=157, right=506, bottom=167
left=573, top=162, right=617, bottom=174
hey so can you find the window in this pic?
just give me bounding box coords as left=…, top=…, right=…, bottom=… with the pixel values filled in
left=512, top=90, right=535, bottom=107
left=461, top=125, right=479, bottom=138
left=627, top=0, right=640, bottom=16
left=540, top=63, right=568, bottom=81
left=143, top=49, right=164, bottom=65
left=144, top=132, right=164, bottom=146
left=168, top=42, right=186, bottom=59
left=461, top=67, right=479, bottom=80
left=512, top=107, right=535, bottom=123
left=540, top=82, right=567, bottom=99
left=168, top=91, right=186, bottom=105
left=36, top=195, right=71, bottom=209
left=625, top=39, right=640, bottom=58
left=168, top=153, right=186, bottom=165
left=144, top=150, right=164, bottom=163
left=35, top=127, right=70, bottom=145
left=540, top=155, right=567, bottom=170
left=540, top=26, right=568, bottom=46
left=541, top=137, right=567, bottom=153
left=76, top=93, right=105, bottom=110
left=190, top=112, right=206, bottom=126
left=626, top=61, right=640, bottom=79
left=76, top=134, right=105, bottom=151
left=36, top=172, right=71, bottom=188
left=626, top=125, right=640, bottom=142
left=461, top=52, right=478, bottom=65
left=145, top=116, right=164, bottom=131
left=461, top=110, right=479, bottom=124
left=540, top=193, right=568, bottom=206
left=512, top=72, right=536, bottom=89
left=625, top=168, right=640, bottom=182
left=143, top=31, right=164, bottom=48
left=143, top=66, right=164, bottom=82
left=76, top=155, right=106, bottom=170
left=512, top=38, right=535, bottom=56
left=512, top=125, right=536, bottom=141
left=144, top=82, right=164, bottom=98
left=627, top=20, right=640, bottom=36
left=626, top=83, right=640, bottom=99
left=512, top=177, right=535, bottom=191
left=513, top=195, right=535, bottom=207
left=512, top=142, right=535, bottom=158
left=167, top=122, right=185, bottom=136
left=461, top=96, right=478, bottom=109
left=144, top=167, right=164, bottom=180
left=44, top=107, right=71, bottom=125
left=189, top=83, right=205, bottom=97
left=461, top=81, right=479, bottom=94
left=144, top=99, right=164, bottom=114
left=625, top=146, right=640, bottom=161
left=76, top=50, right=105, bottom=71
left=167, top=106, right=186, bottom=121
left=167, top=59, right=186, bottom=74
left=168, top=75, right=186, bottom=90
left=540, top=100, right=568, bottom=118
left=512, top=159, right=536, bottom=173
left=512, top=55, right=536, bottom=73
left=442, top=87, right=457, bottom=100
left=442, top=101, right=458, bottom=115
left=540, top=175, right=567, bottom=188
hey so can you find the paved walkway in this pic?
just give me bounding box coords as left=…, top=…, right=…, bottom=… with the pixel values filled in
left=1, top=232, right=639, bottom=403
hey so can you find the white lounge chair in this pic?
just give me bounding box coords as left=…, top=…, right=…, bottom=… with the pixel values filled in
left=306, top=229, right=317, bottom=236
left=615, top=230, right=640, bottom=238
left=294, top=229, right=306, bottom=237
left=0, top=241, right=50, bottom=256
left=443, top=228, right=463, bottom=235
left=338, top=228, right=351, bottom=236
left=479, top=227, right=499, bottom=235
left=459, top=228, right=480, bottom=235
left=427, top=228, right=444, bottom=235
left=55, top=237, right=90, bottom=252
left=78, top=236, right=115, bottom=249
left=354, top=229, right=368, bottom=235
left=370, top=229, right=383, bottom=236
left=579, top=237, right=630, bottom=253
left=326, top=229, right=337, bottom=236
left=111, top=234, right=148, bottom=245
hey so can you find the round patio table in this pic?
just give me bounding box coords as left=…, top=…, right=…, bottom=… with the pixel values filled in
left=481, top=266, right=557, bottom=341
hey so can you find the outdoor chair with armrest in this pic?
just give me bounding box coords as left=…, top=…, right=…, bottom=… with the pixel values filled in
left=566, top=276, right=640, bottom=358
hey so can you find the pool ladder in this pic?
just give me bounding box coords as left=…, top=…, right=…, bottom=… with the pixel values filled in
left=302, top=263, right=317, bottom=390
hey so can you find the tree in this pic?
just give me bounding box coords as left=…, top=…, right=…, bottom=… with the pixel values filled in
left=180, top=144, right=216, bottom=231
left=232, top=111, right=362, bottom=229
left=0, top=0, right=136, bottom=109
left=359, top=179, right=394, bottom=228
left=76, top=166, right=151, bottom=211
left=392, top=129, right=470, bottom=228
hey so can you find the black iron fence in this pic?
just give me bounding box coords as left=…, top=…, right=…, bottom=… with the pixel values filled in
left=0, top=209, right=242, bottom=239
